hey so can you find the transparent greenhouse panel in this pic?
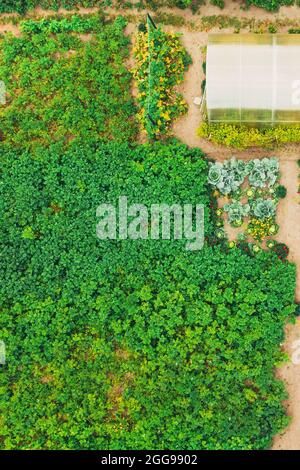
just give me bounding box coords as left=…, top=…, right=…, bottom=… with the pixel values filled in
left=206, top=34, right=300, bottom=126
left=209, top=108, right=240, bottom=122
left=206, top=45, right=240, bottom=111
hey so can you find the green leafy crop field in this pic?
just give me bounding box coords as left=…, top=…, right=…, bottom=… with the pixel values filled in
left=0, top=16, right=137, bottom=149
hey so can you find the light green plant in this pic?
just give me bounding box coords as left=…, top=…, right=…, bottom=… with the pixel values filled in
left=251, top=198, right=277, bottom=219
left=198, top=122, right=300, bottom=149
left=223, top=199, right=250, bottom=225
left=247, top=158, right=279, bottom=188
left=208, top=158, right=247, bottom=195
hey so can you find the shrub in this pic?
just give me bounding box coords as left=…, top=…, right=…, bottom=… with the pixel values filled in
left=210, top=0, right=225, bottom=8
left=271, top=242, right=290, bottom=260
left=275, top=185, right=287, bottom=199
left=198, top=122, right=300, bottom=150
left=244, top=0, right=294, bottom=12
left=138, top=22, right=147, bottom=32
left=295, top=304, right=300, bottom=316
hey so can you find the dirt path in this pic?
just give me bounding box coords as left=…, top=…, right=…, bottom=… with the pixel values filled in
left=272, top=160, right=300, bottom=449
left=276, top=162, right=300, bottom=301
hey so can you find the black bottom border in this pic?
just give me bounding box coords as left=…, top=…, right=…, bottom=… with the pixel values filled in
left=0, top=450, right=299, bottom=466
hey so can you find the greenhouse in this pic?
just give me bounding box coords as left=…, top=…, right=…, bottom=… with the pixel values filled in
left=206, top=34, right=300, bottom=126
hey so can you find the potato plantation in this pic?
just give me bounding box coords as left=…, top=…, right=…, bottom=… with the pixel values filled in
left=0, top=3, right=300, bottom=452
left=0, top=15, right=137, bottom=148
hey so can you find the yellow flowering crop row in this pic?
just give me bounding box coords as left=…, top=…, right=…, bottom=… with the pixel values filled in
left=133, top=27, right=191, bottom=139
left=247, top=217, right=278, bottom=241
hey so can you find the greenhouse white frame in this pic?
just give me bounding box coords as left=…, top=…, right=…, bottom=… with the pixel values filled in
left=206, top=34, right=300, bottom=126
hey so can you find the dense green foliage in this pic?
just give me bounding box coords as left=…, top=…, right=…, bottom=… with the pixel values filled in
left=0, top=140, right=296, bottom=449
left=0, top=0, right=296, bottom=14
left=133, top=26, right=191, bottom=139
left=0, top=15, right=137, bottom=149
left=244, top=0, right=294, bottom=11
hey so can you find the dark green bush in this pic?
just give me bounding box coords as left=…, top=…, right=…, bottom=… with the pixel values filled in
left=275, top=185, right=287, bottom=199
left=244, top=0, right=294, bottom=11
left=295, top=304, right=300, bottom=316
left=210, top=0, right=225, bottom=9
left=138, top=22, right=147, bottom=32
left=271, top=242, right=290, bottom=260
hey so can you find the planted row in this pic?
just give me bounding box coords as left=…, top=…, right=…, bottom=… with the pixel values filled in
left=133, top=24, right=191, bottom=139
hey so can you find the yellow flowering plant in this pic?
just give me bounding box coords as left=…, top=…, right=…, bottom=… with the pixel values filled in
left=247, top=217, right=278, bottom=241
left=133, top=26, right=191, bottom=139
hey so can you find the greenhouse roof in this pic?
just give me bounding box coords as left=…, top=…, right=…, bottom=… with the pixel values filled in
left=206, top=34, right=300, bottom=125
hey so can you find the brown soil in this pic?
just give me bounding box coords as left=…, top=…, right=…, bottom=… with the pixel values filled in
left=0, top=24, right=20, bottom=36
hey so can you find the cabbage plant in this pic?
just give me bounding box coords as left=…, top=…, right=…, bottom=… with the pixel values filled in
left=208, top=158, right=247, bottom=195
left=223, top=199, right=250, bottom=224
left=251, top=198, right=277, bottom=219
left=247, top=158, right=279, bottom=188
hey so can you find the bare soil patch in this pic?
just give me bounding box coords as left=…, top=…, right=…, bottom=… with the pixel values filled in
left=0, top=23, right=20, bottom=36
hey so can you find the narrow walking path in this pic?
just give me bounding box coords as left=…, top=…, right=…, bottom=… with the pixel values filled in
left=273, top=319, right=300, bottom=450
